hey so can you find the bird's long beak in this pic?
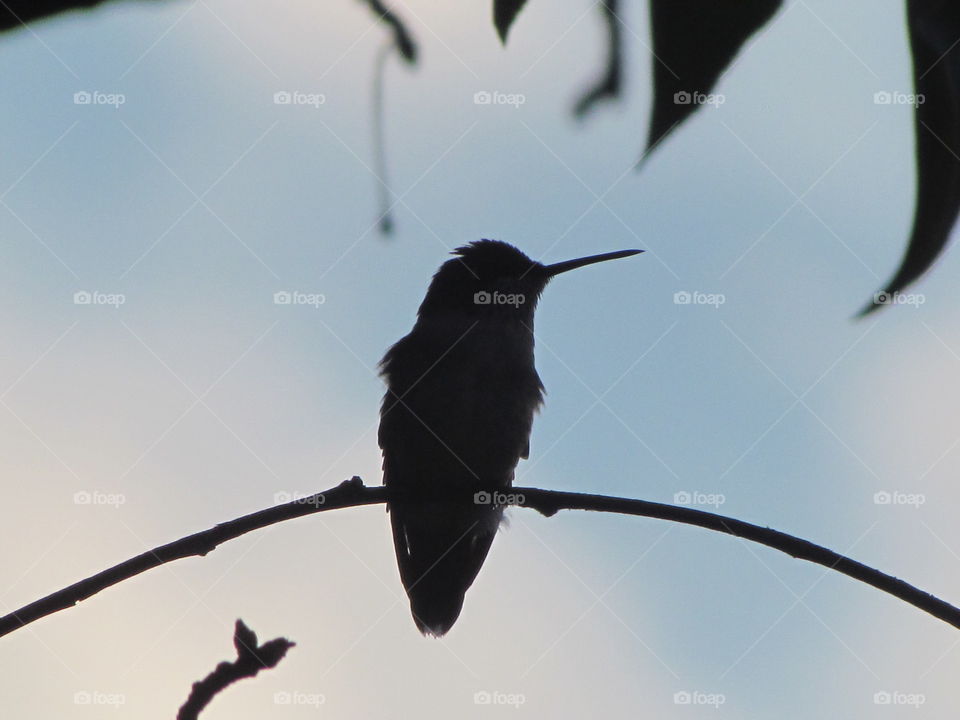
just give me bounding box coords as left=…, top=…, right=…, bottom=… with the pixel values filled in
left=543, top=249, right=644, bottom=277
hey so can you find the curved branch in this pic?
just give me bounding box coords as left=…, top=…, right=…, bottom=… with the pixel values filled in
left=513, top=488, right=960, bottom=629
left=0, top=477, right=383, bottom=638
left=1, top=477, right=957, bottom=639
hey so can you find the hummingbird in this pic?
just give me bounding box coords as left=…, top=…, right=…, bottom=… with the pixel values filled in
left=378, top=239, right=642, bottom=636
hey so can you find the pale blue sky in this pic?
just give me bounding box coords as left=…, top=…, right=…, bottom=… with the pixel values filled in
left=1, top=0, right=958, bottom=717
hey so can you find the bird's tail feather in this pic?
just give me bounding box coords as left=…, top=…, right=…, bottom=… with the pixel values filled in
left=390, top=505, right=498, bottom=636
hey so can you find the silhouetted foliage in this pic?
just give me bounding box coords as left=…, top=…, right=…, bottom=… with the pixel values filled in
left=1, top=0, right=957, bottom=305
left=0, top=0, right=120, bottom=31
left=644, top=0, right=782, bottom=153
left=494, top=0, right=528, bottom=44
left=363, top=0, right=417, bottom=64
left=636, top=0, right=959, bottom=309
left=861, top=0, right=960, bottom=313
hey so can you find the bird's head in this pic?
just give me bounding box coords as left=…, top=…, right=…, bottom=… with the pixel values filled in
left=417, top=239, right=642, bottom=322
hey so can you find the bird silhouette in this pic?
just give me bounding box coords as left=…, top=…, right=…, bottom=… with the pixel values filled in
left=379, top=240, right=642, bottom=635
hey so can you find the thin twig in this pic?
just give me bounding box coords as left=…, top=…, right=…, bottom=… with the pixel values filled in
left=359, top=0, right=417, bottom=236
left=574, top=0, right=622, bottom=117
left=177, top=619, right=294, bottom=720
left=513, top=488, right=960, bottom=629
left=372, top=40, right=395, bottom=234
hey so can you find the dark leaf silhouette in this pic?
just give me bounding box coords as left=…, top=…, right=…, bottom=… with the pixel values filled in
left=0, top=0, right=128, bottom=30
left=861, top=0, right=960, bottom=314
left=2, top=0, right=959, bottom=311
left=644, top=0, right=782, bottom=157
left=494, top=0, right=528, bottom=44
left=574, top=0, right=622, bottom=118
left=364, top=0, right=417, bottom=64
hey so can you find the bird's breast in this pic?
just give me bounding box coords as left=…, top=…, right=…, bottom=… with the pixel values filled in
left=380, top=319, right=543, bottom=490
